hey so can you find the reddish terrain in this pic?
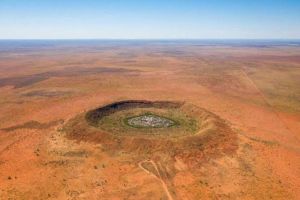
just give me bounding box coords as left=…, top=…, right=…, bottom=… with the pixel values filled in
left=0, top=41, right=299, bottom=199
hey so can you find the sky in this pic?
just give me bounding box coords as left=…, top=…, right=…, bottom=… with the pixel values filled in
left=0, top=0, right=300, bottom=39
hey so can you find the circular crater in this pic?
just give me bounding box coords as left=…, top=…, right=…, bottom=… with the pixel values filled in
left=84, top=100, right=197, bottom=137
left=64, top=100, right=238, bottom=167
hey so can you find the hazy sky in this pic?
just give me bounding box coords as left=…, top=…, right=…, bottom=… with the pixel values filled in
left=0, top=0, right=300, bottom=39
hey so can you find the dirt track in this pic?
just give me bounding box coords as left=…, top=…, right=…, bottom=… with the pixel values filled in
left=139, top=160, right=175, bottom=200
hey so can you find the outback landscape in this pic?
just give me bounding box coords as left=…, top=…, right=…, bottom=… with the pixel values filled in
left=0, top=40, right=299, bottom=199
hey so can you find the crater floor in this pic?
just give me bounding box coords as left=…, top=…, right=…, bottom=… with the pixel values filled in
left=126, top=114, right=176, bottom=128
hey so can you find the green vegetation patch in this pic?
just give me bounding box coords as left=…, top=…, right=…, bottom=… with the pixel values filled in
left=92, top=107, right=198, bottom=137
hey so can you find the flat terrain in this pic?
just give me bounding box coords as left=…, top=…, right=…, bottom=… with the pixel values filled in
left=0, top=40, right=299, bottom=199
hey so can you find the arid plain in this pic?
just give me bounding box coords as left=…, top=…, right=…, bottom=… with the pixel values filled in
left=0, top=40, right=299, bottom=199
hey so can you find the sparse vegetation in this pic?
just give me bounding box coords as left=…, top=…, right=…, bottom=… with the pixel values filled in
left=0, top=41, right=299, bottom=199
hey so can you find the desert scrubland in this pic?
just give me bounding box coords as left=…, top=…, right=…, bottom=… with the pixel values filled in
left=0, top=40, right=299, bottom=199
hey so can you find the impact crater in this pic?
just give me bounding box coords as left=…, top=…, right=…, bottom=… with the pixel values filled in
left=64, top=100, right=238, bottom=167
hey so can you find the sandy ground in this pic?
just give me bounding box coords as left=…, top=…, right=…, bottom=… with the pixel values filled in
left=0, top=42, right=299, bottom=199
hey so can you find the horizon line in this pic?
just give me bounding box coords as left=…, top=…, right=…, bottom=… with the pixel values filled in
left=1, top=38, right=300, bottom=41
